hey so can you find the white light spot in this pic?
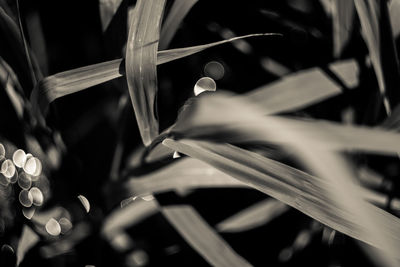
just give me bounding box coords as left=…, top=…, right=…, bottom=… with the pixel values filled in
left=78, top=195, right=90, bottom=213
left=59, top=217, right=73, bottom=234
left=194, top=77, right=216, bottom=96
left=18, top=172, right=32, bottom=190
left=141, top=195, right=154, bottom=201
left=12, top=149, right=26, bottom=168
left=173, top=151, right=181, bottom=159
left=45, top=218, right=61, bottom=236
left=1, top=160, right=16, bottom=178
left=32, top=158, right=42, bottom=177
left=22, top=207, right=35, bottom=220
left=23, top=157, right=37, bottom=175
left=30, top=187, right=44, bottom=206
left=19, top=190, right=33, bottom=208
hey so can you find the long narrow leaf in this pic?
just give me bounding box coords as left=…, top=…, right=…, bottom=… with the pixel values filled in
left=162, top=205, right=252, bottom=267
left=99, top=0, right=123, bottom=31
left=125, top=0, right=166, bottom=146
left=355, top=0, right=400, bottom=113
left=332, top=0, right=355, bottom=57
left=162, top=138, right=400, bottom=259
left=126, top=158, right=244, bottom=196
left=246, top=60, right=358, bottom=114
left=170, top=93, right=400, bottom=155
left=216, top=199, right=289, bottom=233
left=159, top=0, right=198, bottom=49
left=30, top=33, right=278, bottom=116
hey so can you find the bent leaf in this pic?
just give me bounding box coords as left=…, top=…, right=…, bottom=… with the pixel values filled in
left=125, top=0, right=166, bottom=146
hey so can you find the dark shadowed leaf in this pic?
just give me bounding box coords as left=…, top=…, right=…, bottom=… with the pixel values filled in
left=159, top=0, right=198, bottom=49
left=99, top=0, right=123, bottom=31
left=355, top=0, right=400, bottom=113
left=162, top=205, right=252, bottom=267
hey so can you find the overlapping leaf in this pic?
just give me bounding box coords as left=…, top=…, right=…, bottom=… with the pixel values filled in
left=30, top=34, right=278, bottom=116
left=125, top=0, right=166, bottom=146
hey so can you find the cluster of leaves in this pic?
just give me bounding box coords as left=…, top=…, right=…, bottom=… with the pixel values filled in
left=3, top=0, right=400, bottom=266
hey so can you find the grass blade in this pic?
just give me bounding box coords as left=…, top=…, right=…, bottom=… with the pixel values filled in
left=246, top=60, right=358, bottom=114
left=332, top=0, right=355, bottom=57
left=216, top=199, right=289, bottom=233
left=125, top=0, right=166, bottom=146
left=162, top=138, right=400, bottom=260
left=355, top=0, right=400, bottom=114
left=170, top=92, right=400, bottom=155
left=125, top=158, right=244, bottom=197
left=31, top=33, right=279, bottom=116
left=102, top=198, right=159, bottom=240
left=162, top=205, right=252, bottom=267
left=17, top=226, right=39, bottom=266
left=159, top=0, right=198, bottom=49
left=99, top=0, right=123, bottom=31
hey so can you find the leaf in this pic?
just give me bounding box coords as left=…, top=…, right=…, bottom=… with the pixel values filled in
left=355, top=0, right=400, bottom=114
left=99, top=0, right=123, bottom=31
left=216, top=199, right=289, bottom=233
left=390, top=0, right=400, bottom=37
left=170, top=92, right=400, bottom=155
left=125, top=0, right=166, bottom=146
left=332, top=0, right=355, bottom=57
left=159, top=0, right=198, bottom=49
left=125, top=158, right=244, bottom=197
left=31, top=33, right=279, bottom=116
left=162, top=138, right=400, bottom=261
left=17, top=225, right=39, bottom=266
left=246, top=60, right=358, bottom=114
left=162, top=205, right=252, bottom=267
left=102, top=198, right=159, bottom=240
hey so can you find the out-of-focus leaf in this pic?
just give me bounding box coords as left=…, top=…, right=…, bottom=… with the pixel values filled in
left=31, top=33, right=279, bottom=116
left=162, top=138, right=400, bottom=260
left=17, top=225, right=39, bottom=266
left=102, top=198, right=159, bottom=240
left=99, top=0, right=123, bottom=31
left=159, top=0, right=198, bottom=49
left=216, top=199, right=289, bottom=233
left=0, top=6, right=39, bottom=93
left=390, top=0, right=400, bottom=37
left=162, top=205, right=252, bottom=267
left=170, top=92, right=400, bottom=155
left=246, top=60, right=358, bottom=114
left=0, top=57, right=24, bottom=118
left=355, top=0, right=400, bottom=113
left=125, top=0, right=166, bottom=146
left=332, top=0, right=355, bottom=57
left=125, top=158, right=244, bottom=196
